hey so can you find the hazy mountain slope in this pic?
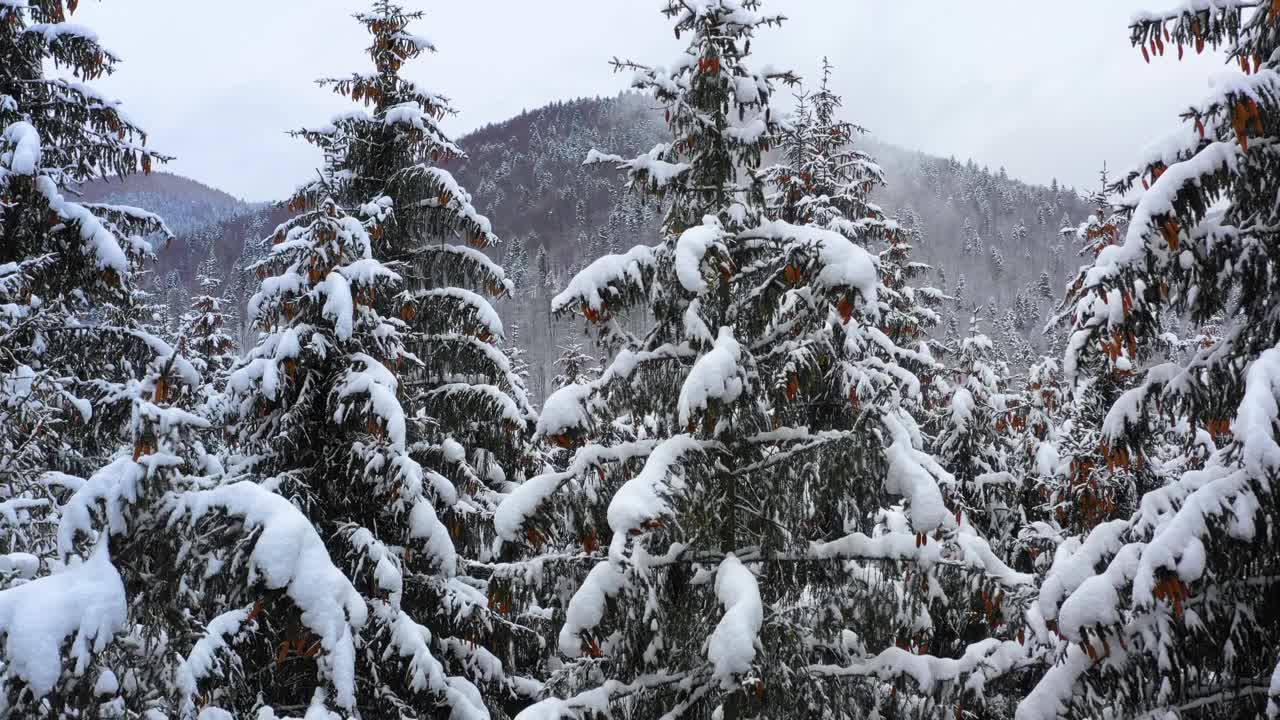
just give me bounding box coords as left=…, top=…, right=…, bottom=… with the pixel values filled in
left=81, top=171, right=258, bottom=237
left=130, top=95, right=1090, bottom=396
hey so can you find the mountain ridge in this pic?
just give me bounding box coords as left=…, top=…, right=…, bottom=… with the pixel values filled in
left=97, top=94, right=1090, bottom=395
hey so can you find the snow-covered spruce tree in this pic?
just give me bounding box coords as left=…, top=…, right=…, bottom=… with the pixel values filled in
left=213, top=3, right=538, bottom=717
left=0, top=346, right=216, bottom=719
left=552, top=342, right=598, bottom=392
left=0, top=0, right=171, bottom=573
left=876, top=218, right=944, bottom=381
left=497, top=4, right=1032, bottom=719
left=1017, top=5, right=1280, bottom=718
left=764, top=58, right=885, bottom=237
left=932, top=316, right=1017, bottom=553
left=1025, top=173, right=1172, bottom=551
left=177, top=247, right=237, bottom=418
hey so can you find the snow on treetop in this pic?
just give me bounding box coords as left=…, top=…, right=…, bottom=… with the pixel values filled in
left=417, top=288, right=504, bottom=340
left=22, top=22, right=101, bottom=45
left=677, top=327, right=745, bottom=427
left=1, top=121, right=40, bottom=176
left=172, top=481, right=368, bottom=709
left=948, top=386, right=975, bottom=432
left=58, top=456, right=183, bottom=559
left=674, top=216, right=727, bottom=293
left=1088, top=142, right=1241, bottom=286
left=392, top=30, right=434, bottom=52
left=607, top=434, right=705, bottom=563
left=0, top=542, right=126, bottom=699
left=500, top=442, right=665, bottom=545
left=558, top=561, right=625, bottom=658
left=175, top=607, right=252, bottom=717
left=417, top=166, right=495, bottom=236
left=552, top=244, right=656, bottom=314
left=586, top=145, right=692, bottom=191
left=1129, top=0, right=1254, bottom=24
left=732, top=76, right=767, bottom=106
left=677, top=0, right=767, bottom=29
left=1037, top=520, right=1128, bottom=622
left=810, top=510, right=1033, bottom=588
left=537, top=382, right=595, bottom=439
left=811, top=638, right=1030, bottom=698
left=742, top=220, right=879, bottom=304
left=338, top=257, right=400, bottom=286
left=425, top=383, right=524, bottom=426
left=1234, top=346, right=1280, bottom=476
left=726, top=114, right=769, bottom=145
left=35, top=176, right=131, bottom=274
left=321, top=271, right=356, bottom=342
left=881, top=412, right=950, bottom=533
left=708, top=554, right=762, bottom=684
left=335, top=353, right=406, bottom=450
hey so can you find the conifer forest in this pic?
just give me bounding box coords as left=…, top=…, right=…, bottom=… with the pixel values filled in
left=2, top=1, right=1280, bottom=718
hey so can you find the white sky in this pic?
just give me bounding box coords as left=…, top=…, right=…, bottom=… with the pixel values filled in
left=74, top=1, right=1225, bottom=202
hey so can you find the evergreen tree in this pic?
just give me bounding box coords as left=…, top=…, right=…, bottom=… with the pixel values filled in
left=1034, top=271, right=1054, bottom=302
left=177, top=246, right=237, bottom=417
left=4, top=343, right=213, bottom=717
left=551, top=342, right=597, bottom=391
left=506, top=234, right=531, bottom=291
left=0, top=0, right=172, bottom=574
left=1020, top=6, right=1280, bottom=717
left=961, top=217, right=978, bottom=256
left=989, top=245, right=1006, bottom=281
left=502, top=5, right=1029, bottom=718
left=765, top=58, right=884, bottom=238
left=213, top=4, right=538, bottom=716
left=933, top=316, right=1016, bottom=552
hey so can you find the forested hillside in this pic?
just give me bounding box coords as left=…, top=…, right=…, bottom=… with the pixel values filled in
left=5, top=1, right=1275, bottom=718
left=146, top=94, right=1088, bottom=400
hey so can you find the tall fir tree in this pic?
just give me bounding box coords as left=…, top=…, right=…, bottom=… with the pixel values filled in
left=211, top=3, right=539, bottom=716
left=0, top=0, right=173, bottom=579
left=500, top=5, right=1031, bottom=718
left=933, top=316, right=1017, bottom=554
left=1019, top=4, right=1280, bottom=718
left=177, top=246, right=237, bottom=418
left=765, top=58, right=884, bottom=237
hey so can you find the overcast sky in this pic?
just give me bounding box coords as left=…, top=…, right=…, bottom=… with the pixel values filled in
left=74, top=1, right=1223, bottom=202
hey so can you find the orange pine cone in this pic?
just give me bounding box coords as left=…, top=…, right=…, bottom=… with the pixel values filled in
left=1161, top=219, right=1181, bottom=251
left=837, top=297, right=854, bottom=322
